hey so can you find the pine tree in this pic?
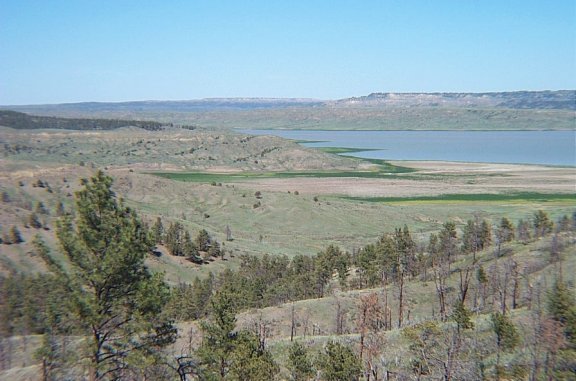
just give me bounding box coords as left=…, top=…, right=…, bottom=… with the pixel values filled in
left=480, top=219, right=492, bottom=248
left=498, top=217, right=515, bottom=243
left=198, top=291, right=238, bottom=379
left=41, top=171, right=176, bottom=379
left=208, top=240, right=221, bottom=258
left=151, top=216, right=164, bottom=245
left=461, top=220, right=478, bottom=254
left=10, top=226, right=23, bottom=244
left=288, top=341, right=315, bottom=381
left=165, top=221, right=184, bottom=256
left=451, top=301, right=474, bottom=331
left=29, top=212, right=42, bottom=229
left=35, top=201, right=49, bottom=215
left=548, top=280, right=576, bottom=347
left=533, top=210, right=553, bottom=238
left=491, top=312, right=520, bottom=377
left=439, top=221, right=458, bottom=263
left=229, top=331, right=279, bottom=381
left=182, top=230, right=200, bottom=261
left=195, top=229, right=211, bottom=252
left=316, top=340, right=362, bottom=381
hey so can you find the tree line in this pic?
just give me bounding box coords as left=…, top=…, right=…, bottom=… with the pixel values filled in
left=0, top=110, right=176, bottom=131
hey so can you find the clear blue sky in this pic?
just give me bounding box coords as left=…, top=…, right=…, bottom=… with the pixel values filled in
left=1, top=0, right=575, bottom=104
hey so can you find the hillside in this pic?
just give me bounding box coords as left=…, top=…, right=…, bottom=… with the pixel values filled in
left=2, top=205, right=574, bottom=380
left=3, top=91, right=574, bottom=131
left=335, top=90, right=576, bottom=110
left=0, top=126, right=363, bottom=171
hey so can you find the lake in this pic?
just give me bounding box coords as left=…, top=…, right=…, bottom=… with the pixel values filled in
left=240, top=130, right=576, bottom=166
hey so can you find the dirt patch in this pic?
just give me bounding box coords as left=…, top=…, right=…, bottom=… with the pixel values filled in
left=227, top=162, right=575, bottom=197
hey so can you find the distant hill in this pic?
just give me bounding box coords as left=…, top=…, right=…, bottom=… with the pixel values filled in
left=2, top=91, right=573, bottom=131
left=1, top=98, right=324, bottom=114
left=335, top=90, right=576, bottom=110
left=0, top=110, right=176, bottom=131
left=3, top=91, right=574, bottom=114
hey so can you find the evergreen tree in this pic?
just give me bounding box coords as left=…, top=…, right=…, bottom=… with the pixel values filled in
left=491, top=312, right=520, bottom=376
left=35, top=201, right=49, bottom=215
left=498, top=217, right=515, bottom=243
left=208, top=240, right=221, bottom=258
left=394, top=225, right=417, bottom=275
left=182, top=230, right=200, bottom=261
left=29, top=212, right=42, bottom=229
left=461, top=220, right=479, bottom=254
left=316, top=340, right=362, bottom=381
left=355, top=244, right=379, bottom=288
left=229, top=331, right=279, bottom=381
left=151, top=216, right=164, bottom=245
left=165, top=221, right=184, bottom=256
left=10, top=226, right=24, bottom=244
left=548, top=280, right=576, bottom=347
left=315, top=245, right=343, bottom=297
left=533, top=210, right=553, bottom=238
left=477, top=266, right=488, bottom=283
left=41, top=171, right=176, bottom=379
left=198, top=291, right=238, bottom=379
left=439, top=221, right=458, bottom=263
left=195, top=229, right=211, bottom=252
left=480, top=219, right=492, bottom=248
left=492, top=312, right=520, bottom=351
left=288, top=341, right=315, bottom=381
left=451, top=301, right=474, bottom=331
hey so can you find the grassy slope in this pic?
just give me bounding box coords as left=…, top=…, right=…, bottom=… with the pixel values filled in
left=0, top=127, right=363, bottom=172
left=2, top=160, right=574, bottom=279
left=236, top=234, right=576, bottom=379
left=6, top=232, right=568, bottom=380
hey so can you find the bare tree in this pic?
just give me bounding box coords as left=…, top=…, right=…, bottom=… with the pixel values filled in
left=357, top=293, right=385, bottom=380
left=334, top=295, right=348, bottom=335
left=433, top=257, right=450, bottom=321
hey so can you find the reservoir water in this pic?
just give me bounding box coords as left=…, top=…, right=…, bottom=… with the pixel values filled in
left=240, top=130, right=576, bottom=166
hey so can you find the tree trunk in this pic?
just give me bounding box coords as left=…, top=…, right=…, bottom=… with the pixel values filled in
left=397, top=271, right=404, bottom=328
left=290, top=303, right=296, bottom=342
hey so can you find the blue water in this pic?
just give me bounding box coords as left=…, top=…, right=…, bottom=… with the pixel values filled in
left=240, top=130, right=576, bottom=166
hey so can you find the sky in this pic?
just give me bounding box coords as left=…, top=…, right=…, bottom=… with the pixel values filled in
left=1, top=1, right=575, bottom=104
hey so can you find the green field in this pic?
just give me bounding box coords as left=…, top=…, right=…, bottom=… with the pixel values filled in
left=343, top=192, right=576, bottom=204
left=149, top=166, right=416, bottom=183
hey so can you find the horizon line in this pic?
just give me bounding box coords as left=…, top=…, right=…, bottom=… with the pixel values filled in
left=1, top=89, right=575, bottom=107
